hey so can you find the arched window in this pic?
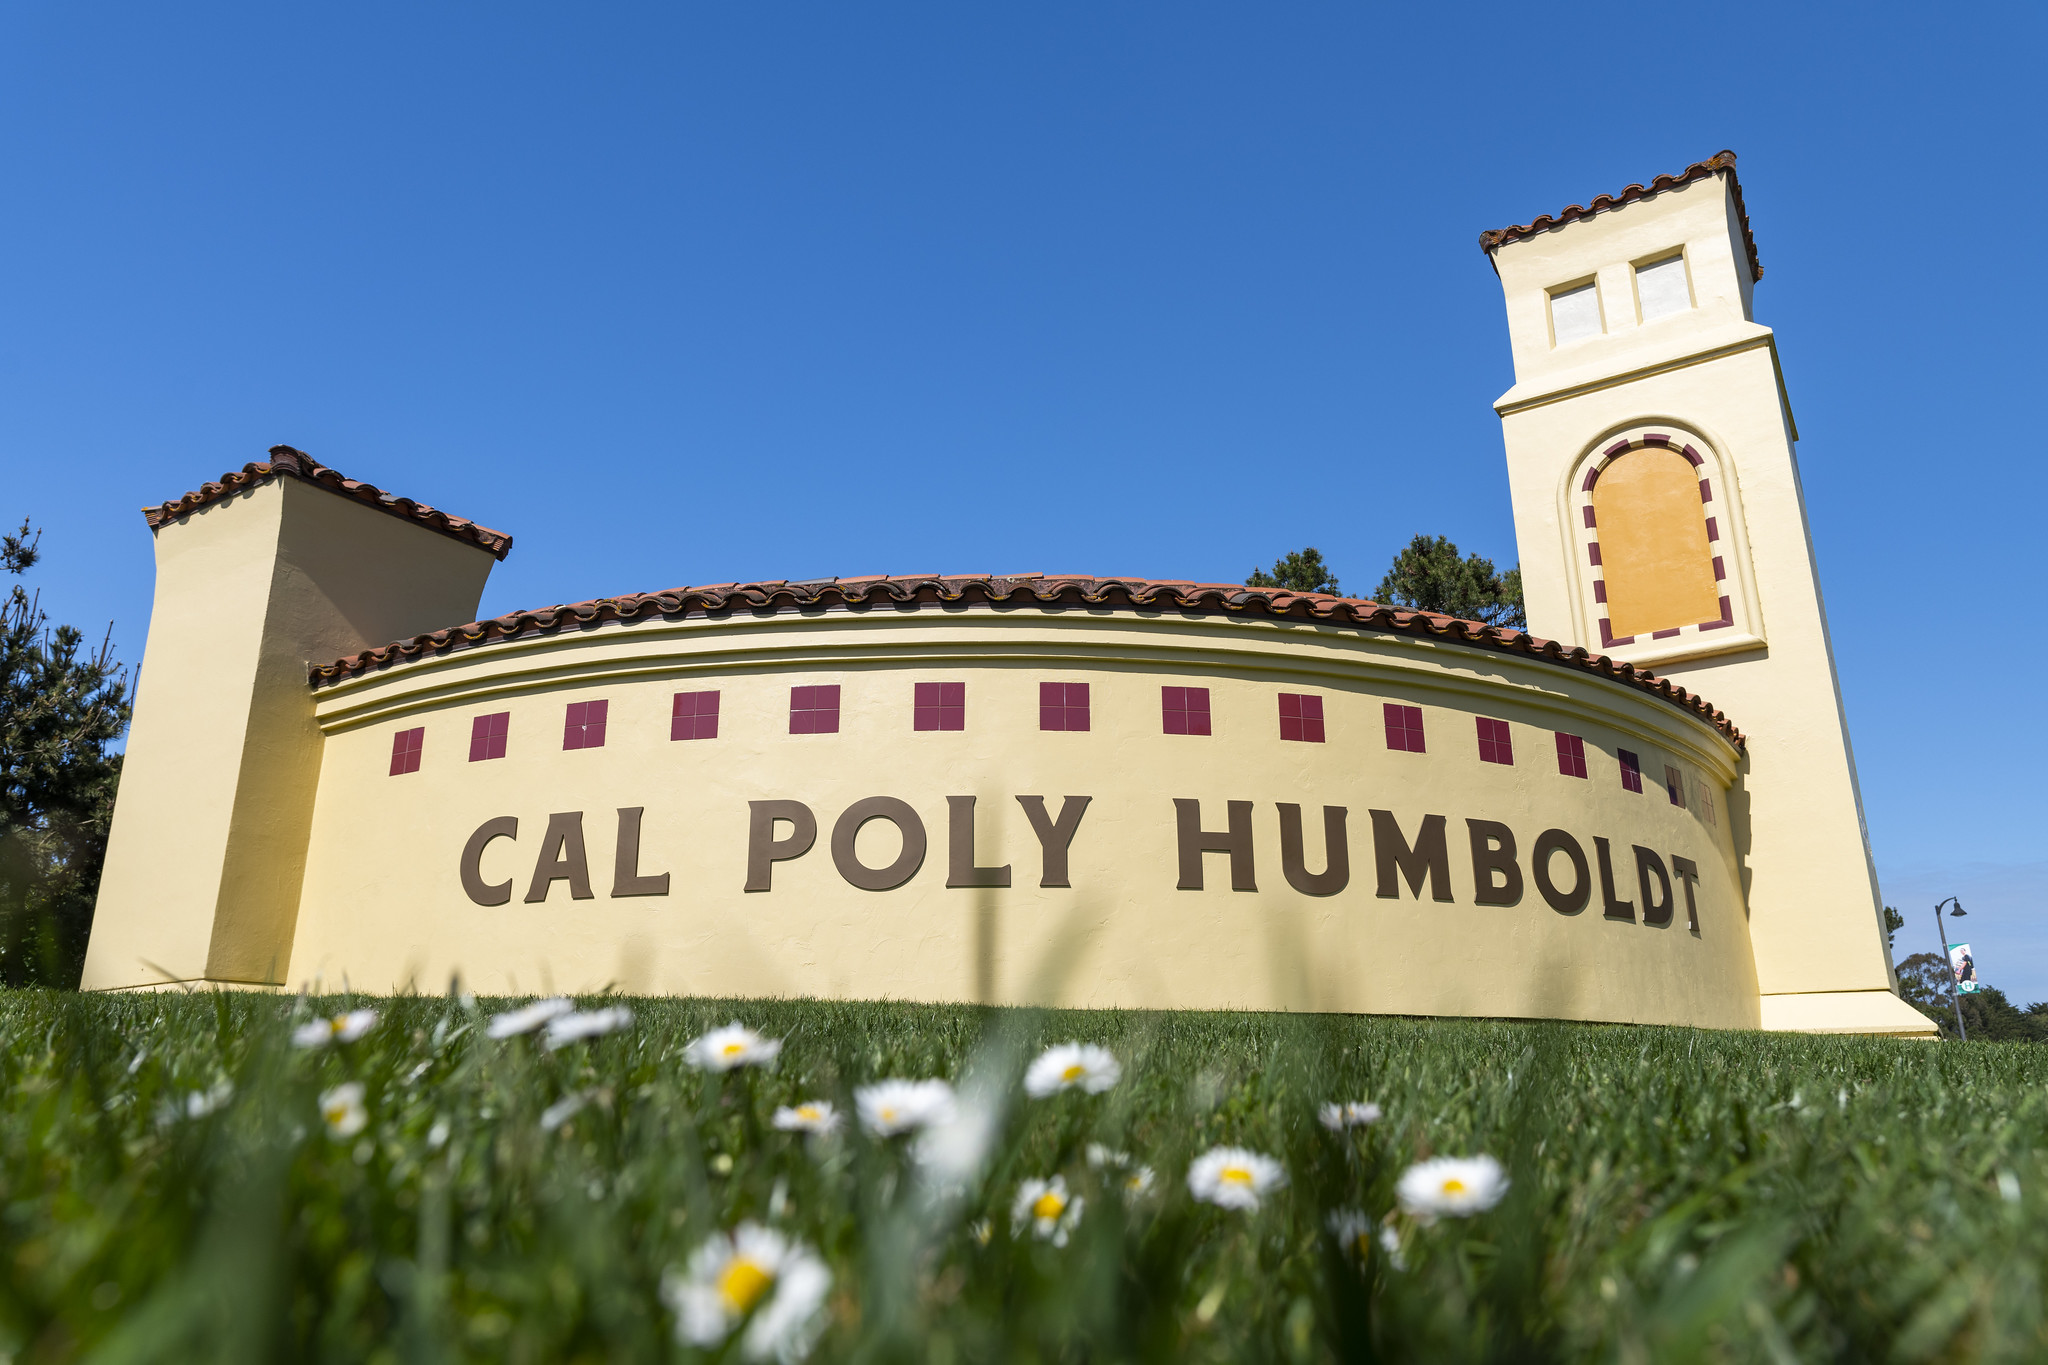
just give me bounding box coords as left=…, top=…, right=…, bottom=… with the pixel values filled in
left=1590, top=448, right=1720, bottom=639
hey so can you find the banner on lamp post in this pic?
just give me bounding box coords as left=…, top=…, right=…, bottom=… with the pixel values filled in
left=1949, top=943, right=1981, bottom=995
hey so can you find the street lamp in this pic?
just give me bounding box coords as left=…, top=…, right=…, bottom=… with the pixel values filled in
left=1934, top=896, right=1968, bottom=1041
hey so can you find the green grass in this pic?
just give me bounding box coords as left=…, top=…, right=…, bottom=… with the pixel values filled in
left=2, top=992, right=2046, bottom=1363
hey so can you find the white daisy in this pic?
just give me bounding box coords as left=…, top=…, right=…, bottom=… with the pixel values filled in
left=1084, top=1143, right=1156, bottom=1198
left=1328, top=1208, right=1375, bottom=1258
left=486, top=997, right=575, bottom=1039
left=319, top=1082, right=368, bottom=1139
left=854, top=1079, right=956, bottom=1137
left=543, top=1006, right=634, bottom=1050
left=1023, top=1043, right=1121, bottom=1098
left=1379, top=1224, right=1407, bottom=1270
left=540, top=1092, right=588, bottom=1132
left=662, top=1222, right=832, bottom=1362
left=684, top=1023, right=784, bottom=1072
left=1395, top=1154, right=1509, bottom=1221
left=1186, top=1146, right=1286, bottom=1211
left=1011, top=1176, right=1085, bottom=1246
left=772, top=1100, right=843, bottom=1135
left=292, top=1009, right=378, bottom=1049
left=1319, top=1101, right=1384, bottom=1130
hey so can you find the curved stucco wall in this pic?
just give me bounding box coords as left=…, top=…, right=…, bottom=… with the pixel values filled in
left=289, top=601, right=1757, bottom=1028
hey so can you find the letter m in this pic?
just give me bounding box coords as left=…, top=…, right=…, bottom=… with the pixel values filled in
left=1370, top=810, right=1453, bottom=902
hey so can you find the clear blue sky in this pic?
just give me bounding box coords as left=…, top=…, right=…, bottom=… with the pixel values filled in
left=5, top=4, right=2042, bottom=1000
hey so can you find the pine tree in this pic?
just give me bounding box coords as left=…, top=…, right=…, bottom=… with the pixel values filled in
left=0, top=520, right=132, bottom=987
left=1373, top=535, right=1525, bottom=629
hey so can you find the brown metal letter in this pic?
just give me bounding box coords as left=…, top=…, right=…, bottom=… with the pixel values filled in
left=1015, top=796, right=1091, bottom=888
left=831, top=797, right=927, bottom=891
left=946, top=796, right=1012, bottom=888
left=525, top=812, right=594, bottom=903
left=612, top=807, right=670, bottom=897
left=1174, top=799, right=1256, bottom=891
left=1277, top=803, right=1348, bottom=896
left=745, top=800, right=817, bottom=892
left=460, top=816, right=518, bottom=907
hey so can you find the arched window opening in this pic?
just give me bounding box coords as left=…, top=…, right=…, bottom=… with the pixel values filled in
left=1591, top=449, right=1720, bottom=639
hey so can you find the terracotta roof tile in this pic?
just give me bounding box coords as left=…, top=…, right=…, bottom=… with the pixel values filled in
left=310, top=574, right=1743, bottom=748
left=1479, top=150, right=1762, bottom=282
left=142, top=446, right=513, bottom=560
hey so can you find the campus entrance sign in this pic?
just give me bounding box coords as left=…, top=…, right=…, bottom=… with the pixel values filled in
left=82, top=152, right=1934, bottom=1036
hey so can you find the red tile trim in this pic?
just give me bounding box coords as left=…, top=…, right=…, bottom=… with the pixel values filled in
left=1642, top=433, right=1670, bottom=446
left=1712, top=556, right=1726, bottom=581
left=1699, top=479, right=1713, bottom=503
left=1651, top=628, right=1681, bottom=640
left=1587, top=542, right=1602, bottom=566
left=1582, top=506, right=1598, bottom=528
left=1479, top=150, right=1762, bottom=283
left=1704, top=517, right=1719, bottom=542
left=1680, top=444, right=1704, bottom=467
left=144, top=446, right=512, bottom=559
left=313, top=575, right=1745, bottom=746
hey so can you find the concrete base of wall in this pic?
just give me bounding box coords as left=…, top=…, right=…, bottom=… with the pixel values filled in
left=1759, top=990, right=1939, bottom=1037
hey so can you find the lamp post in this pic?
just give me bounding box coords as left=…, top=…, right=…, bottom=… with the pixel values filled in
left=1934, top=896, right=1968, bottom=1042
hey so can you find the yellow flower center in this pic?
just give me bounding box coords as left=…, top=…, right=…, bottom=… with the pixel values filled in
left=1219, top=1166, right=1254, bottom=1187
left=722, top=1041, right=746, bottom=1057
left=328, top=1019, right=345, bottom=1035
left=1061, top=1063, right=1087, bottom=1082
left=796, top=1105, right=822, bottom=1121
left=718, top=1257, right=773, bottom=1313
left=1441, top=1178, right=1468, bottom=1195
left=1031, top=1191, right=1067, bottom=1221
left=879, top=1107, right=899, bottom=1125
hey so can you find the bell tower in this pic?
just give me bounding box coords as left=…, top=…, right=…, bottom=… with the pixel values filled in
left=1482, top=152, right=1930, bottom=1035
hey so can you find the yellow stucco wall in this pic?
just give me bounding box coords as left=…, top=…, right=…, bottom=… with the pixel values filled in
left=284, top=605, right=1761, bottom=1027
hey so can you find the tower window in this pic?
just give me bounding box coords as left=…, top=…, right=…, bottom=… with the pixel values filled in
left=389, top=726, right=425, bottom=776
left=1635, top=253, right=1692, bottom=322
left=790, top=685, right=841, bottom=734
left=1278, top=693, right=1325, bottom=743
left=915, top=682, right=966, bottom=731
left=1384, top=703, right=1426, bottom=753
left=672, top=690, right=720, bottom=741
left=1549, top=280, right=1603, bottom=347
left=1619, top=748, right=1644, bottom=794
left=1476, top=717, right=1514, bottom=765
left=469, top=712, right=510, bottom=762
left=1040, top=682, right=1090, bottom=732
left=1592, top=448, right=1721, bottom=638
left=1555, top=731, right=1588, bottom=778
left=1162, top=686, right=1211, bottom=735
left=563, top=699, right=608, bottom=750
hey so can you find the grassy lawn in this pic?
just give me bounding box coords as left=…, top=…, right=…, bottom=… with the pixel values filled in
left=2, top=992, right=2044, bottom=1363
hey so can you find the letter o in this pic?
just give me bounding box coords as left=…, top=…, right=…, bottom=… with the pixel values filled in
left=1532, top=828, right=1590, bottom=915
left=831, top=797, right=927, bottom=891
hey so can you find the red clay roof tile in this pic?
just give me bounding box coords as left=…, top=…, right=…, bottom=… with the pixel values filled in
left=142, top=446, right=513, bottom=560
left=309, top=574, right=1743, bottom=748
left=1479, top=150, right=1762, bottom=283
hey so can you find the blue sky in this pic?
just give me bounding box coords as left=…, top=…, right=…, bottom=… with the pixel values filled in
left=5, top=3, right=2042, bottom=1001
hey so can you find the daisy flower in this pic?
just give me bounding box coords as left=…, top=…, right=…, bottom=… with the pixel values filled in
left=292, top=1009, right=378, bottom=1049
left=1012, top=1176, right=1085, bottom=1246
left=1319, top=1101, right=1384, bottom=1131
left=319, top=1082, right=368, bottom=1139
left=543, top=1006, right=634, bottom=1050
left=1023, top=1043, right=1121, bottom=1098
left=662, top=1222, right=832, bottom=1363
left=1328, top=1208, right=1375, bottom=1258
left=1186, top=1146, right=1286, bottom=1211
left=684, top=1023, right=784, bottom=1072
left=1085, top=1143, right=1156, bottom=1198
left=855, top=1079, right=956, bottom=1137
left=486, top=997, right=574, bottom=1039
left=1395, top=1154, right=1509, bottom=1221
left=540, top=1092, right=588, bottom=1132
left=772, top=1100, right=842, bottom=1135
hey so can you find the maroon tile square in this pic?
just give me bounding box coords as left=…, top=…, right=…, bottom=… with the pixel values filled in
left=1705, top=516, right=1720, bottom=542
left=1162, top=686, right=1210, bottom=736
left=790, top=684, right=841, bottom=734
left=1712, top=555, right=1726, bottom=581
left=389, top=726, right=425, bottom=776
left=1587, top=542, right=1602, bottom=566
left=1593, top=580, right=1607, bottom=603
left=671, top=690, right=720, bottom=741
left=1555, top=731, right=1588, bottom=778
left=1619, top=748, right=1644, bottom=793
left=563, top=698, right=609, bottom=750
left=1384, top=703, right=1425, bottom=753
left=1698, top=478, right=1713, bottom=503
left=1278, top=693, right=1325, bottom=742
left=915, top=681, right=966, bottom=731
left=1582, top=505, right=1598, bottom=528
left=1040, top=681, right=1089, bottom=731
left=469, top=712, right=509, bottom=762
left=1664, top=764, right=1686, bottom=806
left=1476, top=716, right=1513, bottom=765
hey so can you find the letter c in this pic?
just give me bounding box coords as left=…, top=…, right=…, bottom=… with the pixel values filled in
left=460, top=816, right=519, bottom=906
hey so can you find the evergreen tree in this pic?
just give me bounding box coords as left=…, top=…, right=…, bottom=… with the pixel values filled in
left=0, top=520, right=131, bottom=987
left=1373, top=535, right=1526, bottom=629
left=1245, top=547, right=1340, bottom=595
